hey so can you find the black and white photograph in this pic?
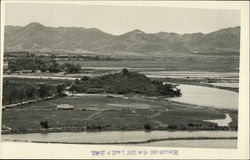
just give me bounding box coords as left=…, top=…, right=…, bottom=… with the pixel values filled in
left=0, top=1, right=249, bottom=159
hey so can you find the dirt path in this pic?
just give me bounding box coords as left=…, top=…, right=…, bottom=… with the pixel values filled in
left=3, top=74, right=77, bottom=80
left=83, top=110, right=101, bottom=120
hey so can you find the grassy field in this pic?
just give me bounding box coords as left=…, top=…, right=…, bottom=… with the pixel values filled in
left=60, top=54, right=239, bottom=72
left=2, top=95, right=238, bottom=133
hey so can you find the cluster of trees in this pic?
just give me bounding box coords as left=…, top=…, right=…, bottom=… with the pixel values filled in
left=144, top=123, right=152, bottom=130
left=3, top=81, right=37, bottom=104
left=8, top=57, right=82, bottom=74
left=86, top=124, right=111, bottom=131
left=143, top=122, right=237, bottom=131
left=8, top=57, right=49, bottom=72
left=69, top=69, right=181, bottom=97
left=2, top=80, right=67, bottom=105
left=61, top=63, right=81, bottom=74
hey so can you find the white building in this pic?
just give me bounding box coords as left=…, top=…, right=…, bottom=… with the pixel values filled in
left=57, top=104, right=74, bottom=110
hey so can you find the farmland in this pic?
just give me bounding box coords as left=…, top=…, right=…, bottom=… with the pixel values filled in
left=60, top=54, right=239, bottom=73
left=2, top=52, right=239, bottom=135
left=2, top=94, right=238, bottom=134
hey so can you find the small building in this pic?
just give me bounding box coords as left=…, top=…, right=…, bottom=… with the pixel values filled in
left=36, top=70, right=42, bottom=74
left=3, top=63, right=8, bottom=70
left=2, top=125, right=12, bottom=133
left=86, top=88, right=104, bottom=93
left=4, top=69, right=11, bottom=74
left=21, top=70, right=33, bottom=74
left=57, top=104, right=74, bottom=110
left=58, top=71, right=66, bottom=75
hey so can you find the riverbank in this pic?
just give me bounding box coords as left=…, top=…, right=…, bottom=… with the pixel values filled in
left=2, top=124, right=237, bottom=135
left=2, top=130, right=237, bottom=149
left=156, top=77, right=239, bottom=92
left=3, top=136, right=237, bottom=145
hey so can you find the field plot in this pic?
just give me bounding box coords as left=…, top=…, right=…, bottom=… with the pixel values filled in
left=209, top=83, right=239, bottom=88
left=2, top=95, right=238, bottom=133
left=61, top=54, right=239, bottom=73
left=141, top=71, right=239, bottom=79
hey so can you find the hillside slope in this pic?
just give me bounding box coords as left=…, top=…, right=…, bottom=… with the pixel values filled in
left=70, top=69, right=181, bottom=97
left=4, top=22, right=240, bottom=55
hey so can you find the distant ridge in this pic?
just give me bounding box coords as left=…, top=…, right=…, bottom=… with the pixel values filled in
left=4, top=22, right=240, bottom=54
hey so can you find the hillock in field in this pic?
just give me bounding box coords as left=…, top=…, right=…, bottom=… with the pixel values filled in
left=69, top=69, right=181, bottom=97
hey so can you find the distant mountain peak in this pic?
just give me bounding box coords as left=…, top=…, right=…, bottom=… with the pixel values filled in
left=125, top=29, right=145, bottom=35
left=132, top=29, right=144, bottom=33
left=25, top=22, right=46, bottom=29
left=4, top=23, right=240, bottom=54
left=88, top=27, right=106, bottom=33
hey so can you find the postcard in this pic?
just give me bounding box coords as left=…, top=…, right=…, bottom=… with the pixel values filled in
left=0, top=1, right=249, bottom=159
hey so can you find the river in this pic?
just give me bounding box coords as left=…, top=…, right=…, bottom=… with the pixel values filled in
left=1, top=130, right=237, bottom=148
left=132, top=139, right=237, bottom=148
left=169, top=84, right=238, bottom=109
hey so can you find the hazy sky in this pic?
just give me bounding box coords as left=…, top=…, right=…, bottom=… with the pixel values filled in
left=4, top=3, right=240, bottom=35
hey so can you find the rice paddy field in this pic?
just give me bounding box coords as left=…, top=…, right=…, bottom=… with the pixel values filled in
left=2, top=93, right=238, bottom=133
left=209, top=83, right=239, bottom=88
left=60, top=53, right=239, bottom=73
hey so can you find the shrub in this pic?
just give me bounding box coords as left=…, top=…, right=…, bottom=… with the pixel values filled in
left=188, top=123, right=195, bottom=126
left=122, top=68, right=129, bottom=75
left=144, top=123, right=152, bottom=130
left=61, top=63, right=81, bottom=74
left=81, top=76, right=89, bottom=81
left=168, top=124, right=178, bottom=129
left=39, top=120, right=50, bottom=128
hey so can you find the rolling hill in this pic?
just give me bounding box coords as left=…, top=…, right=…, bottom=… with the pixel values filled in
left=70, top=69, right=181, bottom=97
left=4, top=22, right=240, bottom=55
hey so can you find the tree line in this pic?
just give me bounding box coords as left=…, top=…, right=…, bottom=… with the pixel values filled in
left=2, top=79, right=68, bottom=105
left=8, top=57, right=81, bottom=74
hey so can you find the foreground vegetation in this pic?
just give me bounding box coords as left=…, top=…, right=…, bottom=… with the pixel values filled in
left=2, top=78, right=72, bottom=105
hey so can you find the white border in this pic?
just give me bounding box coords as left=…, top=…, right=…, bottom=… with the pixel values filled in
left=0, top=1, right=249, bottom=159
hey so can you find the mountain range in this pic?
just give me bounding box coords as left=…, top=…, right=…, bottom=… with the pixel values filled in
left=4, top=22, right=240, bottom=55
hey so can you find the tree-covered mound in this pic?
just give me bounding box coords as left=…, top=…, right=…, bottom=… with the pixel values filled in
left=70, top=69, right=181, bottom=97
